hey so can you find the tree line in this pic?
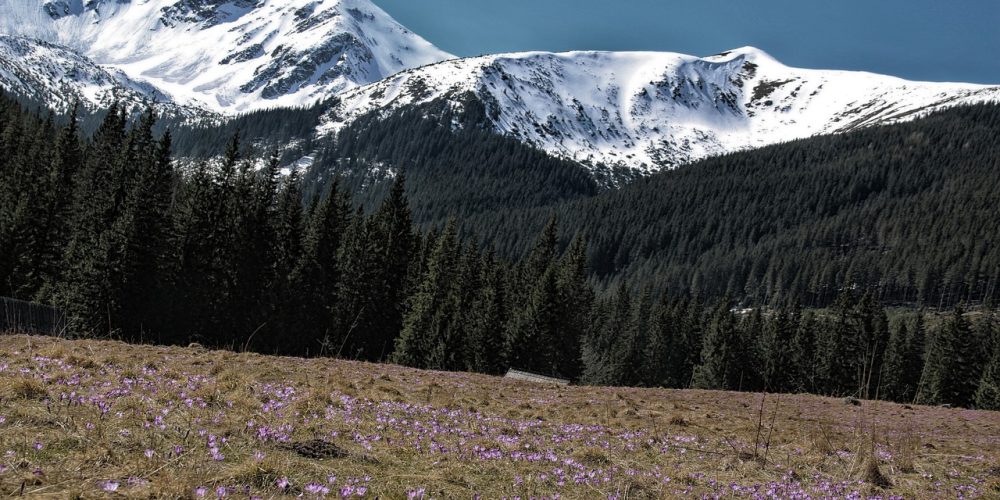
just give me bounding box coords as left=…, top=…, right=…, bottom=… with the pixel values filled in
left=324, top=101, right=1000, bottom=309
left=581, top=285, right=999, bottom=409
left=2, top=91, right=999, bottom=410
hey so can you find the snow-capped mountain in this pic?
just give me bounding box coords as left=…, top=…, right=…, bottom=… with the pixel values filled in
left=322, top=47, right=1000, bottom=173
left=0, top=34, right=206, bottom=116
left=0, top=0, right=454, bottom=113
left=2, top=1, right=998, bottom=174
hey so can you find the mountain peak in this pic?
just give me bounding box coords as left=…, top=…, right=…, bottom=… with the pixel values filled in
left=0, top=0, right=454, bottom=113
left=704, top=46, right=779, bottom=65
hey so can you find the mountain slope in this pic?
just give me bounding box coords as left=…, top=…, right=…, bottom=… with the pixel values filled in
left=0, top=34, right=206, bottom=116
left=0, top=0, right=454, bottom=113
left=322, top=47, right=1000, bottom=173
left=446, top=104, right=1000, bottom=307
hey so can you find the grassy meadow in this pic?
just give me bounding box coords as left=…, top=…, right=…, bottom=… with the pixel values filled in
left=0, top=334, right=998, bottom=498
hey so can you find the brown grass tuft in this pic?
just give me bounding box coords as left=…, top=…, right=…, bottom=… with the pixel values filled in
left=2, top=377, right=49, bottom=400
left=893, top=425, right=920, bottom=474
left=861, top=456, right=892, bottom=489
left=668, top=415, right=689, bottom=427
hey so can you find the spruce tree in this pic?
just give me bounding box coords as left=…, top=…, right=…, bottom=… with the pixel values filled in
left=923, top=306, right=980, bottom=407
left=906, top=312, right=929, bottom=402
left=335, top=206, right=381, bottom=358
left=57, top=103, right=130, bottom=336
left=506, top=265, right=560, bottom=374
left=35, top=101, right=82, bottom=295
left=692, top=300, right=740, bottom=390
left=762, top=305, right=795, bottom=392
left=365, top=174, right=416, bottom=360
left=392, top=220, right=460, bottom=368
left=286, top=179, right=351, bottom=355
left=881, top=320, right=908, bottom=401
left=465, top=251, right=509, bottom=375
left=791, top=311, right=818, bottom=393
left=816, top=291, right=858, bottom=395
left=553, top=235, right=593, bottom=380
left=581, top=283, right=633, bottom=386
left=974, top=335, right=1000, bottom=410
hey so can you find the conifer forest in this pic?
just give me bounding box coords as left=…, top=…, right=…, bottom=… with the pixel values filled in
left=2, top=92, right=999, bottom=410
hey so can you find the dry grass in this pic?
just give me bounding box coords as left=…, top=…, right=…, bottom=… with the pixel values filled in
left=0, top=334, right=998, bottom=498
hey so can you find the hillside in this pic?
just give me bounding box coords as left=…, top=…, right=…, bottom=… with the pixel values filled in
left=0, top=334, right=998, bottom=498
left=322, top=46, right=1000, bottom=174
left=447, top=104, right=1000, bottom=307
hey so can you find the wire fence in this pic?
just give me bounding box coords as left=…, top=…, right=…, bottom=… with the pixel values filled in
left=1, top=296, right=67, bottom=337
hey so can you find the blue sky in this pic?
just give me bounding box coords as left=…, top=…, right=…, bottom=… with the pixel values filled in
left=375, top=0, right=999, bottom=84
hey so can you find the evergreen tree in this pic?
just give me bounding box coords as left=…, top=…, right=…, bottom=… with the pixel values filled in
left=56, top=103, right=132, bottom=335
left=392, top=220, right=460, bottom=368
left=791, top=311, right=818, bottom=393
left=692, top=300, right=740, bottom=390
left=923, top=306, right=980, bottom=407
left=881, top=320, right=908, bottom=401
left=762, top=305, right=796, bottom=392
left=465, top=251, right=509, bottom=374
left=34, top=101, right=82, bottom=295
left=581, top=283, right=633, bottom=386
left=738, top=307, right=765, bottom=392
left=365, top=174, right=416, bottom=360
left=553, top=235, right=593, bottom=380
left=816, top=291, right=858, bottom=395
left=286, top=179, right=351, bottom=355
left=335, top=206, right=381, bottom=358
left=906, top=313, right=929, bottom=402
left=974, top=333, right=1000, bottom=410
left=506, top=265, right=560, bottom=374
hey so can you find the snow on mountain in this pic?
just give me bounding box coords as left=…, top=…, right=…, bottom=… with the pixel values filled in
left=321, top=47, right=1000, bottom=173
left=0, top=0, right=454, bottom=114
left=0, top=34, right=206, bottom=116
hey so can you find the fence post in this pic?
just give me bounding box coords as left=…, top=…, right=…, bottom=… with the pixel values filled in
left=1, top=296, right=67, bottom=337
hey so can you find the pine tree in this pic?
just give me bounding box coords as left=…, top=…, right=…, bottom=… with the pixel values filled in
left=692, top=300, right=740, bottom=390
left=923, top=306, right=980, bottom=407
left=791, top=311, right=818, bottom=393
left=286, top=179, right=351, bottom=355
left=816, top=291, right=858, bottom=395
left=881, top=320, right=908, bottom=401
left=365, top=174, right=416, bottom=360
left=553, top=235, right=593, bottom=380
left=974, top=333, right=1000, bottom=410
left=506, top=265, right=560, bottom=374
left=643, top=293, right=676, bottom=387
left=761, top=305, right=796, bottom=392
left=392, top=220, right=460, bottom=368
left=465, top=251, right=509, bottom=374
left=581, top=283, right=633, bottom=386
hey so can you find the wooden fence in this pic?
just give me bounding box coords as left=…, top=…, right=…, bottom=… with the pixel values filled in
left=1, top=296, right=67, bottom=337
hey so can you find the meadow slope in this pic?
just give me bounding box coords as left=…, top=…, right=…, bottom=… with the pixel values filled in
left=0, top=334, right=997, bottom=498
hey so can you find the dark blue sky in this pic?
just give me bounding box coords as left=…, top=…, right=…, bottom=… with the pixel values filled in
left=375, top=0, right=999, bottom=84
